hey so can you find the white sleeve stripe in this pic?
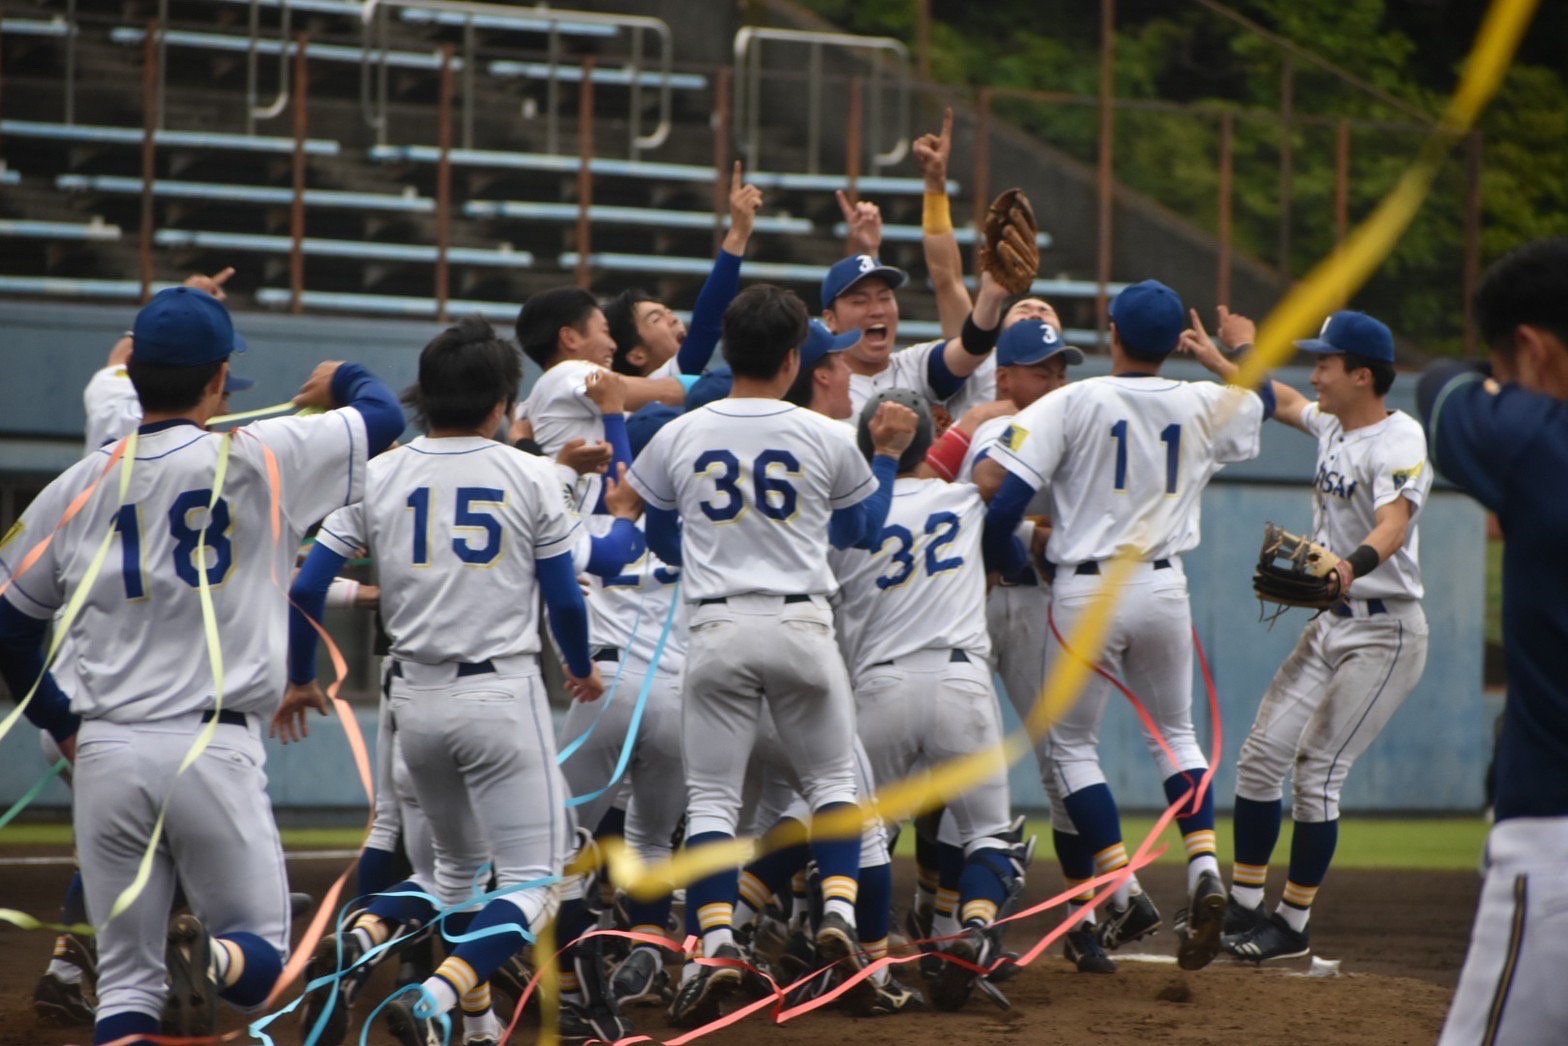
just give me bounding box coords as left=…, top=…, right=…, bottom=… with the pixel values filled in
left=316, top=527, right=360, bottom=557
left=988, top=445, right=1046, bottom=488
left=627, top=466, right=676, bottom=510
left=3, top=575, right=55, bottom=618
left=340, top=410, right=359, bottom=508
left=829, top=471, right=877, bottom=509
left=536, top=524, right=582, bottom=560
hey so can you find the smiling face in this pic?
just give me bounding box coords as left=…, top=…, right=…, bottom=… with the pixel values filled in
left=815, top=352, right=854, bottom=420
left=825, top=276, right=901, bottom=369
left=632, top=299, right=687, bottom=371
left=1309, top=354, right=1367, bottom=417
left=997, top=355, right=1069, bottom=410
left=561, top=307, right=617, bottom=369
left=1003, top=297, right=1061, bottom=332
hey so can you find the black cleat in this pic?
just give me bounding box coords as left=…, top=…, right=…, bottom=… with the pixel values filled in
left=162, top=915, right=219, bottom=1037
left=1175, top=870, right=1228, bottom=971
left=667, top=943, right=744, bottom=1029
left=1224, top=911, right=1311, bottom=963
left=1064, top=925, right=1118, bottom=974
left=931, top=926, right=990, bottom=1012
left=1096, top=887, right=1162, bottom=950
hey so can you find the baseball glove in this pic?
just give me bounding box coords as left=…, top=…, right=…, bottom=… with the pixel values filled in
left=1253, top=523, right=1352, bottom=610
left=980, top=188, right=1039, bottom=296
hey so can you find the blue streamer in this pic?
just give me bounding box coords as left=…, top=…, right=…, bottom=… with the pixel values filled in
left=554, top=587, right=642, bottom=765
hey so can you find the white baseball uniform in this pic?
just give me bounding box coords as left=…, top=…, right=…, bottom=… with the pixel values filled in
left=83, top=364, right=143, bottom=453
left=314, top=435, right=579, bottom=923
left=848, top=340, right=946, bottom=419
left=1, top=408, right=369, bottom=1023
left=1234, top=406, right=1432, bottom=822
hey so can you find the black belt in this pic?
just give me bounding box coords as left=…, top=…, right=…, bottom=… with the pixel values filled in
left=1073, top=558, right=1170, bottom=576
left=871, top=649, right=972, bottom=668
left=698, top=593, right=813, bottom=606
left=200, top=710, right=247, bottom=727
left=592, top=647, right=621, bottom=663
left=999, top=568, right=1038, bottom=587
left=390, top=659, right=496, bottom=678
left=1330, top=598, right=1386, bottom=619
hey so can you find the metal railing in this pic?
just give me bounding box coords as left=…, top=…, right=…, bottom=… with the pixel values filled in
left=359, top=0, right=675, bottom=158
left=733, top=26, right=911, bottom=177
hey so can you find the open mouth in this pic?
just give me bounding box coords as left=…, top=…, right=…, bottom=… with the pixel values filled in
left=863, top=323, right=890, bottom=346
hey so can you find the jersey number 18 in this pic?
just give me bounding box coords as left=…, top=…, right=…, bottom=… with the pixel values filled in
left=114, top=490, right=234, bottom=598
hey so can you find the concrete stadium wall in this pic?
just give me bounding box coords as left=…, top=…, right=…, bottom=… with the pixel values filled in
left=0, top=302, right=1491, bottom=814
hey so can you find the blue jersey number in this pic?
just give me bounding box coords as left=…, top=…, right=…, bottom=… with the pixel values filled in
left=695, top=449, right=801, bottom=523
left=1108, top=421, right=1183, bottom=495
left=115, top=490, right=235, bottom=598
left=406, top=486, right=505, bottom=566
left=875, top=511, right=967, bottom=590
left=603, top=556, right=680, bottom=589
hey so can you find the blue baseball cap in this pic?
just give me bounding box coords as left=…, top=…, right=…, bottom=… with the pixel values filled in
left=800, top=319, right=860, bottom=370
left=997, top=319, right=1085, bottom=368
left=223, top=373, right=255, bottom=394
left=132, top=286, right=247, bottom=366
left=1109, top=279, right=1185, bottom=356
left=684, top=365, right=734, bottom=413
left=821, top=254, right=908, bottom=310
left=626, top=402, right=681, bottom=456
left=1294, top=311, right=1395, bottom=363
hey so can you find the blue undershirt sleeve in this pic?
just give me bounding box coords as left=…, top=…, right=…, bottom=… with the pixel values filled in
left=288, top=542, right=348, bottom=685
left=983, top=473, right=1036, bottom=575
left=584, top=518, right=647, bottom=578
left=1255, top=379, right=1277, bottom=420
left=828, top=455, right=898, bottom=550
left=538, top=552, right=592, bottom=678
left=0, top=599, right=80, bottom=744
left=925, top=344, right=966, bottom=401
left=678, top=250, right=742, bottom=374
left=644, top=506, right=683, bottom=567
left=330, top=363, right=404, bottom=455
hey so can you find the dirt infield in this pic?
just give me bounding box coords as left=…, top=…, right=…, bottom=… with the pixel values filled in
left=0, top=853, right=1477, bottom=1045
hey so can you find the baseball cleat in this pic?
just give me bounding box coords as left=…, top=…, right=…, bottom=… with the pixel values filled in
left=162, top=914, right=219, bottom=1036
left=490, top=950, right=542, bottom=1018
left=560, top=998, right=636, bottom=1043
left=32, top=971, right=95, bottom=1025
left=866, top=976, right=925, bottom=1015
left=289, top=891, right=317, bottom=918
left=1225, top=912, right=1311, bottom=963
left=611, top=945, right=673, bottom=1006
left=300, top=930, right=370, bottom=1046
left=1097, top=886, right=1162, bottom=950
left=667, top=943, right=744, bottom=1028
left=1224, top=896, right=1269, bottom=937
left=1175, top=870, right=1229, bottom=971
left=1064, top=925, right=1118, bottom=974
left=814, top=912, right=878, bottom=1014
left=931, top=925, right=990, bottom=1011
left=378, top=991, right=447, bottom=1046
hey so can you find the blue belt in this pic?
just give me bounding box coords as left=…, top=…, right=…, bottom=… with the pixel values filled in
left=390, top=659, right=496, bottom=678
left=1331, top=598, right=1386, bottom=618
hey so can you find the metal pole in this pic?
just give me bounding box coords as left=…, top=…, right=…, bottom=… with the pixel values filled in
left=1217, top=110, right=1233, bottom=307
left=807, top=42, right=821, bottom=176
left=65, top=0, right=77, bottom=123
left=1334, top=116, right=1350, bottom=309
left=140, top=22, right=159, bottom=303
left=713, top=66, right=732, bottom=255
left=1278, top=55, right=1293, bottom=284
left=575, top=56, right=596, bottom=289
left=289, top=33, right=309, bottom=314
left=845, top=74, right=863, bottom=202
left=246, top=0, right=260, bottom=135
left=916, top=0, right=932, bottom=80
left=628, top=26, right=643, bottom=160
left=1463, top=130, right=1483, bottom=358
left=546, top=25, right=560, bottom=155
left=156, top=0, right=167, bottom=130
left=462, top=18, right=475, bottom=151
left=1096, top=0, right=1115, bottom=349
left=436, top=44, right=454, bottom=323
left=972, top=87, right=991, bottom=275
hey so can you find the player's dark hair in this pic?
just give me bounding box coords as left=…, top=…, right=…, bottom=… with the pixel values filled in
left=604, top=288, right=659, bottom=375
left=127, top=358, right=226, bottom=413
left=1117, top=342, right=1170, bottom=367
left=722, top=283, right=809, bottom=381
left=1341, top=352, right=1395, bottom=396
left=514, top=286, right=601, bottom=370
left=1476, top=237, right=1568, bottom=358
left=405, top=314, right=521, bottom=431
left=782, top=354, right=836, bottom=408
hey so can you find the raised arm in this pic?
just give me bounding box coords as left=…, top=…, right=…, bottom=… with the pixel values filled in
left=936, top=269, right=1009, bottom=381
left=837, top=190, right=884, bottom=259
left=827, top=402, right=917, bottom=549
left=678, top=162, right=763, bottom=375
left=1178, top=307, right=1292, bottom=427
left=915, top=108, right=973, bottom=338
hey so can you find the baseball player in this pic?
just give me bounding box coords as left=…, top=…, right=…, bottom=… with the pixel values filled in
left=1420, top=238, right=1568, bottom=1046
left=625, top=283, right=917, bottom=1027
left=977, top=279, right=1270, bottom=972
left=820, top=254, right=1007, bottom=418
left=1180, top=307, right=1431, bottom=962
left=279, top=314, right=605, bottom=1046
left=605, top=161, right=762, bottom=381
left=0, top=286, right=402, bottom=1046
left=829, top=387, right=1028, bottom=1010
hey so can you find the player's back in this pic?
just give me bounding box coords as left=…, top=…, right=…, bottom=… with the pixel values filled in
left=526, top=359, right=605, bottom=457
left=4, top=411, right=366, bottom=721
left=586, top=522, right=687, bottom=669
left=629, top=398, right=873, bottom=600
left=339, top=435, right=579, bottom=664
left=1008, top=374, right=1262, bottom=563
left=830, top=477, right=989, bottom=674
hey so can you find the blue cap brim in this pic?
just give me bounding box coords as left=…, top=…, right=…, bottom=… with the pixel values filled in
left=1293, top=338, right=1343, bottom=354
left=230, top=331, right=248, bottom=355
left=833, top=265, right=908, bottom=302
left=1009, top=345, right=1085, bottom=367
left=223, top=373, right=255, bottom=393
left=823, top=327, right=862, bottom=352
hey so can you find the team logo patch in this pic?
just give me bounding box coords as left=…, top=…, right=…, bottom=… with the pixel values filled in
left=0, top=520, right=21, bottom=549
left=1391, top=459, right=1426, bottom=490
left=1002, top=424, right=1029, bottom=451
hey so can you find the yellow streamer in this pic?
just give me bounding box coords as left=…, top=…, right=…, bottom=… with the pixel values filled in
left=209, top=400, right=299, bottom=426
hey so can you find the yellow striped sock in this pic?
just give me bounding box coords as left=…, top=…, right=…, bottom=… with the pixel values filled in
left=696, top=902, right=734, bottom=932
left=960, top=899, right=998, bottom=926
left=821, top=875, right=858, bottom=906
left=631, top=923, right=666, bottom=939
left=1093, top=843, right=1129, bottom=875
left=1066, top=877, right=1096, bottom=905
left=351, top=913, right=392, bottom=947
left=434, top=956, right=479, bottom=996
left=737, top=871, right=773, bottom=912
left=1183, top=829, right=1217, bottom=860
left=1233, top=862, right=1268, bottom=888
left=917, top=864, right=940, bottom=893
left=864, top=937, right=888, bottom=962
left=1281, top=880, right=1319, bottom=910
left=935, top=887, right=959, bottom=918
left=461, top=982, right=491, bottom=1015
